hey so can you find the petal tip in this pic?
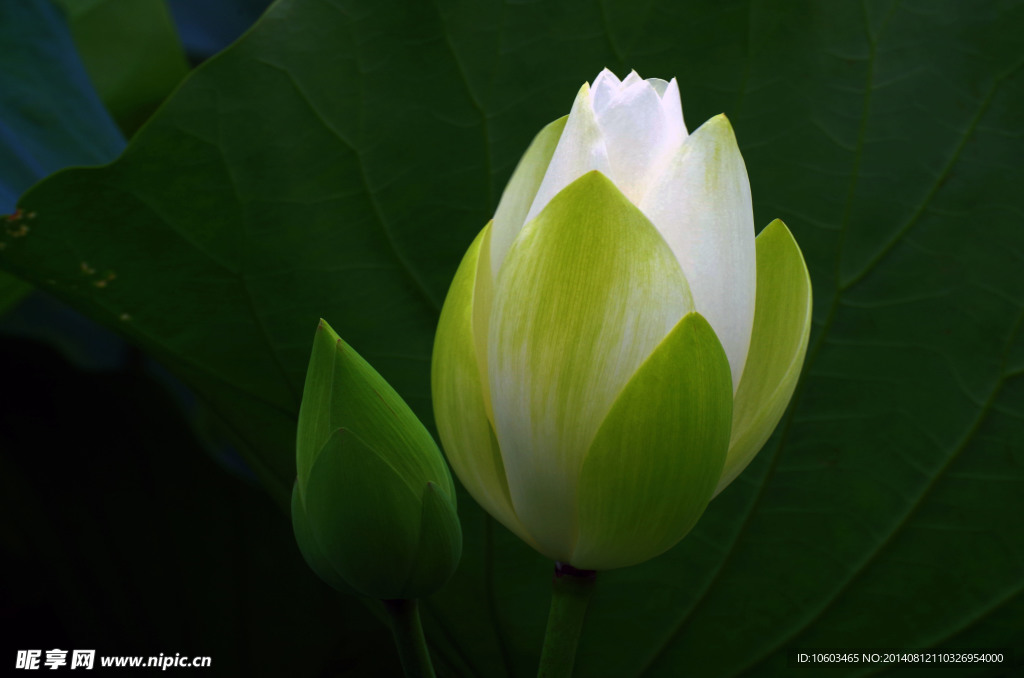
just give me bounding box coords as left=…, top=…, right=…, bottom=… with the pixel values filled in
left=705, top=112, right=734, bottom=133
left=680, top=310, right=724, bottom=347
left=689, top=113, right=741, bottom=155
left=575, top=168, right=615, bottom=191
left=758, top=219, right=807, bottom=270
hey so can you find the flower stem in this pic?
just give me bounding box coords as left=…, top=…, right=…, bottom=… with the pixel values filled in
left=537, top=562, right=597, bottom=678
left=382, top=598, right=435, bottom=678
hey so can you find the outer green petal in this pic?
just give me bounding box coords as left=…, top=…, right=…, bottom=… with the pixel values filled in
left=571, top=312, right=733, bottom=570
left=304, top=428, right=422, bottom=599
left=297, top=319, right=454, bottom=501
left=295, top=319, right=338, bottom=495
left=716, top=219, right=812, bottom=495
left=400, top=482, right=463, bottom=598
left=489, top=171, right=695, bottom=560
left=472, top=224, right=496, bottom=423
left=490, top=115, right=568, bottom=276
left=432, top=224, right=539, bottom=549
left=290, top=481, right=354, bottom=595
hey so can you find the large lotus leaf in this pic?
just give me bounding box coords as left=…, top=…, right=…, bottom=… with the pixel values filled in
left=2, top=0, right=1022, bottom=676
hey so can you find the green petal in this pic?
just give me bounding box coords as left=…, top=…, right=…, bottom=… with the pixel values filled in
left=297, top=319, right=454, bottom=501
left=490, top=115, right=568, bottom=276
left=290, top=481, right=354, bottom=595
left=400, top=482, right=463, bottom=598
left=303, top=428, right=422, bottom=599
left=489, top=171, right=695, bottom=560
left=431, top=224, right=539, bottom=549
left=716, top=219, right=812, bottom=495
left=571, top=312, right=733, bottom=570
left=472, top=224, right=496, bottom=423
left=295, top=319, right=338, bottom=495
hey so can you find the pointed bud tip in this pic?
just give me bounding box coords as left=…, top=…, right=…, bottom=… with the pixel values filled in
left=760, top=218, right=797, bottom=245
left=315, top=317, right=342, bottom=343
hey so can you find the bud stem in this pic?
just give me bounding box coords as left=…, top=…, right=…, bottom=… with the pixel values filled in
left=383, top=598, right=435, bottom=678
left=537, top=562, right=597, bottom=677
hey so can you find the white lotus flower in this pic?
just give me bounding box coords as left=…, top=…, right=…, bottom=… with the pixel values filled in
left=432, top=69, right=812, bottom=570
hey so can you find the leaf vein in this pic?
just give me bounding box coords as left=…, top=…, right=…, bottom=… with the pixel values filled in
left=840, top=57, right=1024, bottom=290
left=255, top=58, right=443, bottom=311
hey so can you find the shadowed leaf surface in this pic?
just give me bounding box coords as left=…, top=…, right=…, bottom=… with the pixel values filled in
left=0, top=336, right=400, bottom=676
left=0, top=1, right=123, bottom=213
left=0, top=1, right=124, bottom=312
left=52, top=0, right=190, bottom=134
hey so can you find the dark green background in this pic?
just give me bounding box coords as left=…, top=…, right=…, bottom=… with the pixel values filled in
left=2, top=0, right=1022, bottom=676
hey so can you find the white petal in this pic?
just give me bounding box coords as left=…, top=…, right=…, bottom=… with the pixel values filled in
left=659, top=78, right=687, bottom=140
left=639, top=114, right=756, bottom=391
left=646, top=77, right=670, bottom=96
left=620, top=69, right=644, bottom=88
left=521, top=83, right=611, bottom=230
left=591, top=68, right=621, bottom=113
left=592, top=76, right=673, bottom=204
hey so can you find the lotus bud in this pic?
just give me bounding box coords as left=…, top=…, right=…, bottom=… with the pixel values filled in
left=293, top=320, right=462, bottom=598
left=431, top=69, right=812, bottom=571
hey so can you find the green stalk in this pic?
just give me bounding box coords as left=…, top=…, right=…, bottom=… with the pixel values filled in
left=537, top=562, right=597, bottom=677
left=382, top=598, right=435, bottom=678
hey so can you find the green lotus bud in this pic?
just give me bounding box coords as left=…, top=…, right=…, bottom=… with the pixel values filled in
left=292, top=320, right=462, bottom=599
left=432, top=69, right=812, bottom=571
